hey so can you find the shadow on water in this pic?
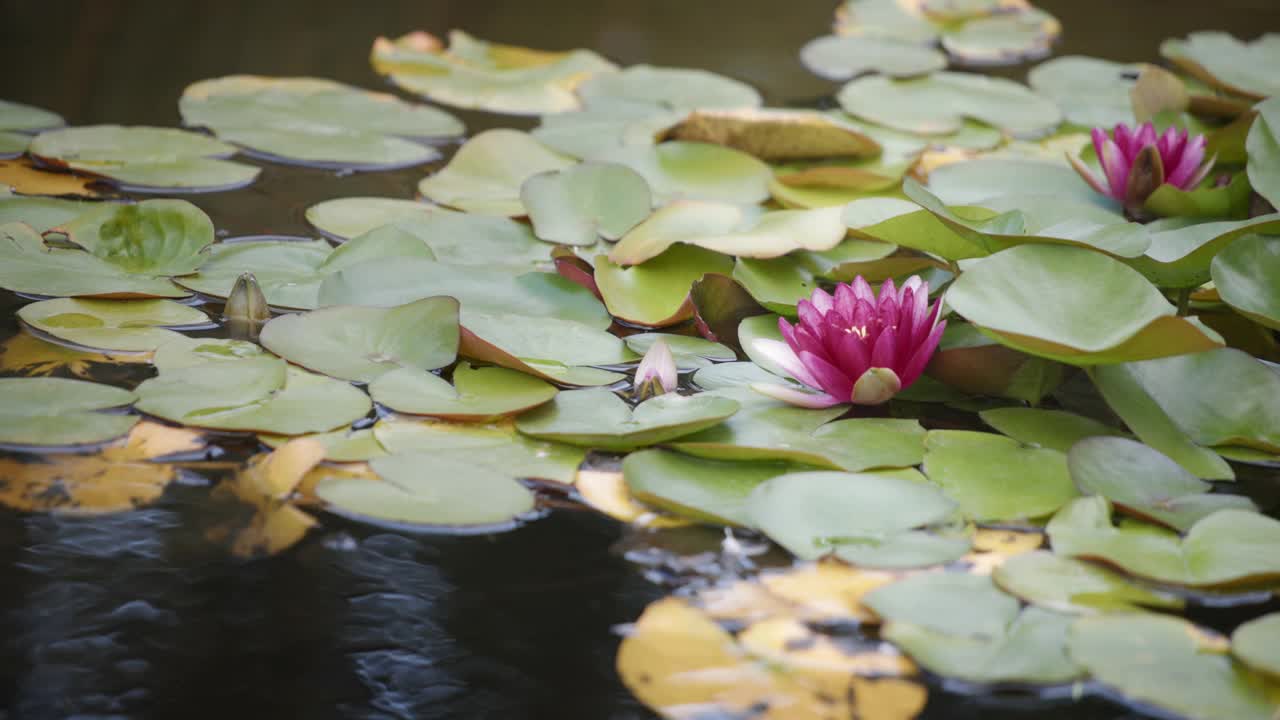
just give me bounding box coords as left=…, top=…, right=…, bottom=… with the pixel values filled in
left=0, top=1, right=1278, bottom=718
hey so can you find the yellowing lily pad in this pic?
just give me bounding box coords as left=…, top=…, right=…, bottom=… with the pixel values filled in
left=418, top=129, right=574, bottom=215
left=576, top=64, right=761, bottom=112
left=923, top=430, right=1078, bottom=522
left=17, top=297, right=210, bottom=352
left=369, top=362, right=557, bottom=421
left=520, top=162, right=652, bottom=246
left=837, top=71, right=1062, bottom=138
left=28, top=125, right=260, bottom=192
left=946, top=244, right=1224, bottom=364
left=0, top=376, right=138, bottom=447
left=515, top=388, right=739, bottom=451
left=993, top=550, right=1184, bottom=614
left=661, top=108, right=882, bottom=161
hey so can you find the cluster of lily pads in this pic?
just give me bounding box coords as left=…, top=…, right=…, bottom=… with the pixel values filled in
left=1, top=1, right=1279, bottom=718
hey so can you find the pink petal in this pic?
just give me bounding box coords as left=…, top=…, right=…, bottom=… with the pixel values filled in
left=870, top=324, right=899, bottom=373
left=635, top=338, right=677, bottom=394
left=778, top=315, right=799, bottom=350
left=793, top=324, right=830, bottom=363
left=835, top=330, right=871, bottom=381
left=1098, top=137, right=1130, bottom=199
left=899, top=319, right=946, bottom=388
left=1113, top=124, right=1135, bottom=158
left=796, top=299, right=824, bottom=335
left=878, top=277, right=898, bottom=305
left=834, top=282, right=858, bottom=321
left=1133, top=123, right=1158, bottom=155
left=809, top=287, right=834, bottom=314
left=851, top=276, right=876, bottom=305
left=1166, top=135, right=1207, bottom=188
left=752, top=338, right=820, bottom=389
left=798, top=350, right=854, bottom=402
left=1068, top=150, right=1112, bottom=198
left=749, top=382, right=844, bottom=408
left=1183, top=153, right=1217, bottom=190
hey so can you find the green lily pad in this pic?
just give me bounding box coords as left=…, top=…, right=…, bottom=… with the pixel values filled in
left=259, top=297, right=459, bottom=382
left=576, top=64, right=761, bottom=112
left=1070, top=614, right=1280, bottom=720
left=17, top=297, right=209, bottom=352
left=460, top=310, right=630, bottom=387
left=316, top=452, right=536, bottom=532
left=842, top=197, right=987, bottom=261
left=608, top=200, right=744, bottom=265
left=923, top=430, right=1078, bottom=522
left=623, top=333, right=735, bottom=371
left=305, top=196, right=440, bottom=241
left=732, top=256, right=821, bottom=315
left=800, top=35, right=945, bottom=81
left=929, top=324, right=1067, bottom=403
left=594, top=141, right=772, bottom=205
left=0, top=193, right=105, bottom=233
left=515, top=388, right=739, bottom=451
left=520, top=162, right=652, bottom=246
left=0, top=377, right=138, bottom=447
left=688, top=273, right=769, bottom=351
left=595, top=244, right=733, bottom=327
left=417, top=129, right=574, bottom=215
left=28, top=125, right=260, bottom=192
left=0, top=222, right=187, bottom=299
left=58, top=199, right=215, bottom=276
left=837, top=72, right=1062, bottom=138
left=993, top=550, right=1184, bottom=614
left=259, top=428, right=387, bottom=462
left=738, top=314, right=791, bottom=377
left=373, top=417, right=584, bottom=485
left=1143, top=172, right=1253, bottom=220
left=745, top=470, right=963, bottom=564
left=1233, top=614, right=1280, bottom=681
left=939, top=8, right=1059, bottom=66
left=531, top=103, right=678, bottom=160
left=622, top=449, right=810, bottom=525
left=866, top=572, right=1020, bottom=638
left=0, top=99, right=65, bottom=132
left=1212, top=234, right=1280, bottom=330
left=0, top=131, right=29, bottom=157
left=359, top=213, right=551, bottom=270
left=834, top=0, right=938, bottom=43
left=370, top=30, right=617, bottom=116
left=1127, top=214, right=1280, bottom=289
left=1160, top=31, right=1280, bottom=100
left=946, top=244, right=1224, bottom=364
left=1048, top=495, right=1280, bottom=587
left=179, top=75, right=462, bottom=169
left=1246, top=98, right=1280, bottom=208
left=1119, top=348, right=1280, bottom=454
left=926, top=157, right=1110, bottom=208
left=1090, top=362, right=1235, bottom=481
left=618, top=205, right=848, bottom=264
left=979, top=407, right=1126, bottom=452
left=1068, top=437, right=1255, bottom=531
left=369, top=362, right=557, bottom=421
left=691, top=361, right=781, bottom=391
left=660, top=108, right=882, bottom=162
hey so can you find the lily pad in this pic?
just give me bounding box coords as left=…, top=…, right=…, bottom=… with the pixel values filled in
left=688, top=273, right=770, bottom=351
left=866, top=572, right=1019, bottom=638
left=1212, top=234, right=1280, bottom=330
left=594, top=141, right=772, bottom=205
left=0, top=222, right=187, bottom=299
left=259, top=297, right=459, bottom=383
left=745, top=470, right=964, bottom=565
left=939, top=8, right=1060, bottom=66
left=929, top=324, right=1067, bottom=403
left=0, top=193, right=104, bottom=232
left=661, top=109, right=882, bottom=162
left=373, top=418, right=584, bottom=485
left=1232, top=614, right=1280, bottom=681
left=979, top=407, right=1126, bottom=452
left=17, top=297, right=210, bottom=352
left=362, top=214, right=551, bottom=270
left=624, top=333, right=735, bottom=371
left=926, top=157, right=1107, bottom=208
left=1068, top=436, right=1256, bottom=531
left=58, top=199, right=215, bottom=276
left=520, top=162, right=652, bottom=246
left=0, top=377, right=138, bottom=447
left=1048, top=495, right=1280, bottom=587
left=923, top=430, right=1078, bottom=522
left=259, top=427, right=386, bottom=463
left=0, top=132, right=28, bottom=158
left=0, top=99, right=65, bottom=132
left=531, top=103, right=678, bottom=160
left=837, top=72, right=1062, bottom=138
left=691, top=361, right=781, bottom=391
left=945, top=244, right=1224, bottom=364
left=595, top=244, right=733, bottom=327
left=993, top=550, right=1184, bottom=614
left=732, top=256, right=822, bottom=315
left=834, top=0, right=938, bottom=43
left=304, top=196, right=439, bottom=241
left=1127, top=213, right=1280, bottom=289
left=369, top=362, right=557, bottom=420
left=1070, top=614, right=1280, bottom=720
left=800, top=35, right=946, bottom=81
left=28, top=125, right=260, bottom=192
left=417, top=129, right=574, bottom=215
left=515, top=388, right=739, bottom=451
left=370, top=30, right=617, bottom=115
left=1246, top=98, right=1280, bottom=208
left=622, top=449, right=809, bottom=526
left=576, top=64, right=761, bottom=112
left=316, top=452, right=536, bottom=532
left=619, top=204, right=849, bottom=265
left=459, top=310, right=630, bottom=387
left=179, top=75, right=461, bottom=169
left=1160, top=31, right=1280, bottom=100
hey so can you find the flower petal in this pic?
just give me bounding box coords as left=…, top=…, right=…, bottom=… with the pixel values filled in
left=870, top=323, right=899, bottom=373
left=1166, top=134, right=1207, bottom=188
left=851, top=276, right=876, bottom=305
left=635, top=338, right=677, bottom=395
left=851, top=367, right=902, bottom=406
left=799, top=350, right=854, bottom=402
left=809, top=287, right=834, bottom=314
left=1068, top=150, right=1112, bottom=198
left=834, top=282, right=858, bottom=321
left=749, top=382, right=844, bottom=408
left=899, top=318, right=946, bottom=388
left=752, top=337, right=820, bottom=389
left=836, top=329, right=871, bottom=381
left=1098, top=137, right=1130, bottom=199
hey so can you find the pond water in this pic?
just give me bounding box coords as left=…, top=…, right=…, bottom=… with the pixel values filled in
left=1, top=1, right=1279, bottom=718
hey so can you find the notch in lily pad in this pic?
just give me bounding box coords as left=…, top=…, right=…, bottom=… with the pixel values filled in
left=370, top=362, right=557, bottom=421
left=520, top=162, right=652, bottom=246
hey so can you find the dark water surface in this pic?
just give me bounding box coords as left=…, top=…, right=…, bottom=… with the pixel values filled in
left=1, top=2, right=1279, bottom=718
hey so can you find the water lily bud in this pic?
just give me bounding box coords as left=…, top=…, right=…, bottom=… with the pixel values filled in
left=634, top=338, right=677, bottom=399
left=224, top=271, right=270, bottom=342
left=1068, top=122, right=1215, bottom=217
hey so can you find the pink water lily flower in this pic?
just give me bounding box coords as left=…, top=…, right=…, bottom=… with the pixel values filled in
left=750, top=276, right=945, bottom=408
left=1068, top=122, right=1215, bottom=211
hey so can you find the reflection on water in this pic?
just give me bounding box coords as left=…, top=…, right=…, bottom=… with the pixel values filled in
left=1, top=0, right=1278, bottom=717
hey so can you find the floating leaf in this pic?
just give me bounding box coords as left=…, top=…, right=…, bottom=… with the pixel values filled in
left=923, top=430, right=1078, bottom=522
left=946, top=244, right=1223, bottom=364
left=689, top=273, right=769, bottom=350
left=1068, top=436, right=1256, bottom=531
left=28, top=125, right=260, bottom=191
left=575, top=470, right=692, bottom=528
left=994, top=550, right=1183, bottom=615
left=940, top=7, right=1059, bottom=66
left=305, top=196, right=439, bottom=241
left=0, top=376, right=137, bottom=447
left=520, top=162, right=652, bottom=246
left=370, top=30, right=617, bottom=115
left=800, top=35, right=945, bottom=81
left=979, top=406, right=1125, bottom=452
left=926, top=157, right=1107, bottom=208
left=1233, top=614, right=1280, bottom=681
left=577, top=64, right=761, bottom=112
left=1048, top=496, right=1280, bottom=587
left=0, top=99, right=65, bottom=132
left=0, top=331, right=148, bottom=378
left=0, top=192, right=105, bottom=232
left=58, top=199, right=215, bottom=276
left=623, top=449, right=809, bottom=525
left=369, top=362, right=557, bottom=420
left=866, top=572, right=1019, bottom=638
left=1032, top=56, right=1150, bottom=129
left=595, top=243, right=733, bottom=327
left=1127, top=213, right=1280, bottom=289
left=837, top=71, right=1062, bottom=137
left=373, top=417, right=584, bottom=485
left=0, top=157, right=104, bottom=196
left=516, top=388, right=738, bottom=451
left=1070, top=614, right=1280, bottom=720
left=259, top=297, right=458, bottom=382
left=595, top=141, right=772, bottom=205
left=661, top=108, right=881, bottom=161
left=417, top=129, right=574, bottom=215
left=260, top=427, right=386, bottom=462
left=929, top=324, right=1067, bottom=403
left=0, top=222, right=187, bottom=298
left=1212, top=235, right=1280, bottom=330
left=459, top=310, right=630, bottom=386
left=176, top=239, right=338, bottom=309
left=1247, top=98, right=1280, bottom=208
left=732, top=255, right=822, bottom=315
left=1160, top=31, right=1280, bottom=100
left=17, top=297, right=209, bottom=352
left=623, top=333, right=735, bottom=370
left=691, top=361, right=781, bottom=391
